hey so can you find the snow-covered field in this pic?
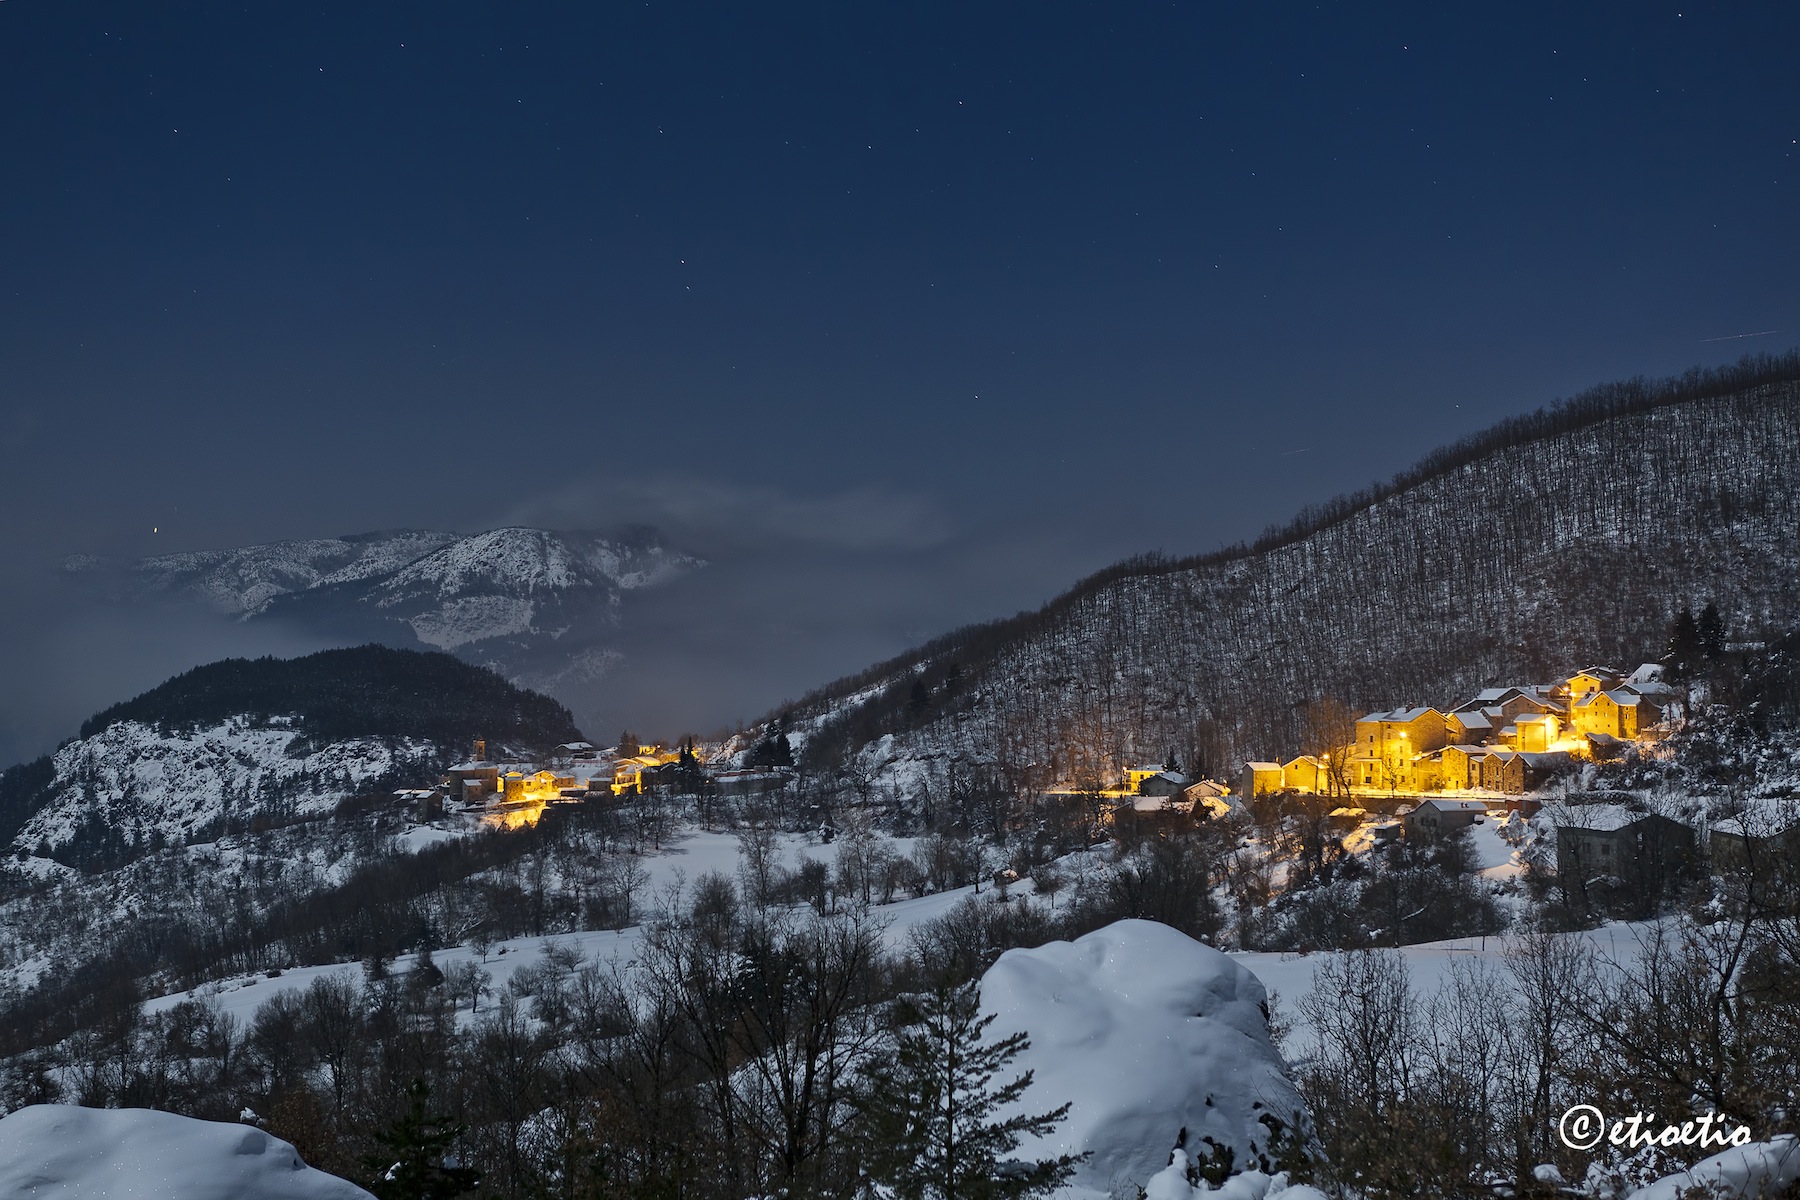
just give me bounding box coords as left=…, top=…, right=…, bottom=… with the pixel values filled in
left=143, top=827, right=1016, bottom=1024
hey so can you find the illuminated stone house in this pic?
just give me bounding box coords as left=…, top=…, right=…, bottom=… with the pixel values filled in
left=1349, top=706, right=1448, bottom=788
left=504, top=770, right=573, bottom=802
left=1512, top=712, right=1561, bottom=752
left=1282, top=754, right=1327, bottom=793
left=1572, top=689, right=1658, bottom=740
left=1475, top=749, right=1574, bottom=794
left=1241, top=761, right=1284, bottom=797
left=1564, top=666, right=1624, bottom=703
left=443, top=762, right=499, bottom=802
left=1439, top=744, right=1490, bottom=790
left=1445, top=709, right=1496, bottom=745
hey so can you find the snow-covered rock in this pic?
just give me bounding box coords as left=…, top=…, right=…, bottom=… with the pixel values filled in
left=0, top=1105, right=372, bottom=1199
left=1625, top=1134, right=1800, bottom=1200
left=980, top=919, right=1310, bottom=1196
left=1143, top=1150, right=1327, bottom=1200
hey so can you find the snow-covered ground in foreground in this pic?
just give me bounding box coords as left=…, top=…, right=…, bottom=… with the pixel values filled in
left=0, top=1105, right=372, bottom=1199
left=984, top=920, right=1310, bottom=1198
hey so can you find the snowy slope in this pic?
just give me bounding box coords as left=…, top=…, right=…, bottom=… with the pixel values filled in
left=10, top=718, right=438, bottom=859
left=0, top=1105, right=372, bottom=1199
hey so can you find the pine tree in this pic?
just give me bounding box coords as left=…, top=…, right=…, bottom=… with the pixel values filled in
left=1698, top=602, right=1727, bottom=661
left=362, top=1080, right=480, bottom=1200
left=860, top=982, right=1084, bottom=1200
left=1664, top=607, right=1703, bottom=683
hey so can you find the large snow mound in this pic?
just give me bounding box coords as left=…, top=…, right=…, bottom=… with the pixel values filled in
left=0, top=1105, right=372, bottom=1199
left=980, top=919, right=1309, bottom=1195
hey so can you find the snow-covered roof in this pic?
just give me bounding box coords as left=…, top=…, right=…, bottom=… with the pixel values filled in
left=1386, top=706, right=1440, bottom=722
left=1628, top=662, right=1665, bottom=684
left=1603, top=689, right=1644, bottom=705
left=556, top=741, right=595, bottom=751
left=1245, top=760, right=1282, bottom=772
left=1712, top=800, right=1800, bottom=839
left=1451, top=711, right=1493, bottom=729
left=1518, top=751, right=1574, bottom=767
left=1412, top=798, right=1488, bottom=814
left=1552, top=803, right=1650, bottom=832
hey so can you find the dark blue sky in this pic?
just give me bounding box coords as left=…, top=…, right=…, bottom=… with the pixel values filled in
left=2, top=2, right=1796, bottom=753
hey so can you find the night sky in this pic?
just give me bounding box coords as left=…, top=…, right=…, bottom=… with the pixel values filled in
left=3, top=3, right=1797, bottom=761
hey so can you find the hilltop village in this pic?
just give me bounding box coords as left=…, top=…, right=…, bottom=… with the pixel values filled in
left=431, top=662, right=1686, bottom=840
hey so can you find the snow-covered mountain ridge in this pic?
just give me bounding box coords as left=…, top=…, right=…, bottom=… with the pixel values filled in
left=63, top=526, right=702, bottom=714
left=117, top=526, right=700, bottom=646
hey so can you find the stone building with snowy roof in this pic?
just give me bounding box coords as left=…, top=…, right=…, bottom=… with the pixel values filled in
left=1402, top=797, right=1489, bottom=838
left=1553, top=803, right=1693, bottom=915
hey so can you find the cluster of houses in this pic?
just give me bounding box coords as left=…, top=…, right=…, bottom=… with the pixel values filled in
left=428, top=736, right=800, bottom=829
left=435, top=738, right=693, bottom=828
left=1241, top=662, right=1681, bottom=801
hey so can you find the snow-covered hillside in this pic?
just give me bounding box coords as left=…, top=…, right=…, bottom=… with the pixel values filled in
left=790, top=374, right=1800, bottom=792
left=10, top=718, right=436, bottom=859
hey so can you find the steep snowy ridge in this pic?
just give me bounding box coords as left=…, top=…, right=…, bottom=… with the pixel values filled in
left=11, top=718, right=437, bottom=859
left=85, top=527, right=703, bottom=704
left=362, top=527, right=697, bottom=649
left=131, top=530, right=463, bottom=615
left=375, top=527, right=689, bottom=599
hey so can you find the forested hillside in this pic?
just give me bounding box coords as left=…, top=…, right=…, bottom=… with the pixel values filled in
left=793, top=354, right=1800, bottom=785
left=77, top=645, right=581, bottom=747
left=0, top=647, right=583, bottom=863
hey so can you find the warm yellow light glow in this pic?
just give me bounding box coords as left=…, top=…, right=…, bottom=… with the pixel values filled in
left=482, top=799, right=548, bottom=831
